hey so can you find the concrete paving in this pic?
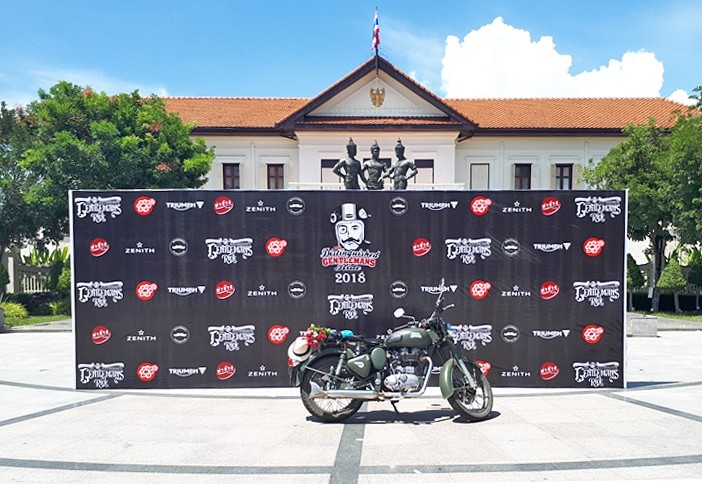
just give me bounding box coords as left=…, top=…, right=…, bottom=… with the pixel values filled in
left=1, top=326, right=701, bottom=483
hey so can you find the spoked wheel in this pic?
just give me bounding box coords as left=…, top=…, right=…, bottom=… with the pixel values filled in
left=300, top=355, right=363, bottom=422
left=447, top=359, right=493, bottom=421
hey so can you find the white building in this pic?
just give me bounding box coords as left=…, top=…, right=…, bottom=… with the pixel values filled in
left=165, top=56, right=684, bottom=194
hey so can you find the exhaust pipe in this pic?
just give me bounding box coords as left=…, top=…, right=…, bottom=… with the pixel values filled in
left=309, top=382, right=380, bottom=400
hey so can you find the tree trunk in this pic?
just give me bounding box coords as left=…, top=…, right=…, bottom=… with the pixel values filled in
left=696, top=289, right=700, bottom=312
left=674, top=292, right=681, bottom=313
left=650, top=235, right=666, bottom=313
left=628, top=290, right=634, bottom=311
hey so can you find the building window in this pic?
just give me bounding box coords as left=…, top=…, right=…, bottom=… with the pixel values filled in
left=556, top=164, right=573, bottom=190
left=470, top=163, right=490, bottom=190
left=223, top=163, right=240, bottom=190
left=267, top=164, right=284, bottom=189
left=514, top=164, right=531, bottom=190
left=413, top=159, right=434, bottom=185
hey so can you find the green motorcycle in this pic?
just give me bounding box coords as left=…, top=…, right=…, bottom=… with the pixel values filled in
left=287, top=280, right=493, bottom=422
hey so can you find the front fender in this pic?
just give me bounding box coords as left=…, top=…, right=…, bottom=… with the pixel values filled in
left=439, top=358, right=457, bottom=399
left=289, top=347, right=344, bottom=387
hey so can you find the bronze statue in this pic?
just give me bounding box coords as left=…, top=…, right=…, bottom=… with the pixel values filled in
left=333, top=138, right=367, bottom=190
left=362, top=140, right=388, bottom=190
left=386, top=138, right=418, bottom=189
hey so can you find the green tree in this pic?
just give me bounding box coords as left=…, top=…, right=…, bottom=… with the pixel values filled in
left=19, top=82, right=214, bottom=241
left=626, top=253, right=646, bottom=311
left=666, top=108, right=702, bottom=246
left=657, top=257, right=688, bottom=313
left=682, top=246, right=702, bottom=311
left=581, top=120, right=674, bottom=312
left=0, top=102, right=41, bottom=259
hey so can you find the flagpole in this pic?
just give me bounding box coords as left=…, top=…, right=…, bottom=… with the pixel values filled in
left=372, top=7, right=380, bottom=74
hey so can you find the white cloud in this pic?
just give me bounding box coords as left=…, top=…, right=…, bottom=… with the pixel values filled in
left=0, top=65, right=168, bottom=108
left=668, top=89, right=697, bottom=106
left=441, top=17, right=665, bottom=99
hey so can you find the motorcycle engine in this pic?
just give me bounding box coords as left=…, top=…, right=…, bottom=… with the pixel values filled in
left=383, top=348, right=424, bottom=392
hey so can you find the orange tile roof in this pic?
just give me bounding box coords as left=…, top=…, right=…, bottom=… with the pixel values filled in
left=164, top=97, right=308, bottom=129
left=446, top=97, right=686, bottom=130
left=164, top=96, right=687, bottom=132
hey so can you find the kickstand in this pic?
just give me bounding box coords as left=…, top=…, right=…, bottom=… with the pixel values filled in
left=390, top=400, right=401, bottom=414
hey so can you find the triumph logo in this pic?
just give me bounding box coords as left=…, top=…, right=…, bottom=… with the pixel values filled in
left=445, top=238, right=492, bottom=264
left=74, top=196, right=122, bottom=223
left=421, top=284, right=458, bottom=295
left=166, top=201, right=204, bottom=211
left=502, top=201, right=532, bottom=213
left=168, top=286, right=205, bottom=297
left=206, top=238, right=254, bottom=264
left=573, top=361, right=620, bottom=387
left=77, top=281, right=124, bottom=308
left=169, top=367, right=207, bottom=377
left=327, top=294, right=374, bottom=320
left=78, top=362, right=125, bottom=388
left=533, top=242, right=571, bottom=253
left=533, top=329, right=571, bottom=339
left=208, top=325, right=256, bottom=351
left=573, top=281, right=621, bottom=307
left=450, top=324, right=493, bottom=351
left=574, top=196, right=622, bottom=223
left=420, top=201, right=458, bottom=211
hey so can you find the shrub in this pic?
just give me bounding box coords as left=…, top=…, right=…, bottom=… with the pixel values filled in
left=0, top=302, right=29, bottom=322
left=57, top=266, right=71, bottom=295
left=49, top=299, right=72, bottom=316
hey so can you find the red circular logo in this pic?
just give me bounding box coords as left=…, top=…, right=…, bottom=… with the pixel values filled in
left=469, top=280, right=492, bottom=299
left=134, top=196, right=156, bottom=216
left=540, top=362, right=560, bottom=380
left=215, top=281, right=236, bottom=300
left=137, top=363, right=159, bottom=382
left=216, top=362, right=236, bottom=380
left=583, top=238, right=605, bottom=257
left=582, top=325, right=604, bottom=344
left=540, top=281, right=560, bottom=300
left=470, top=196, right=492, bottom=216
left=541, top=197, right=561, bottom=216
left=266, top=238, right=288, bottom=257
left=135, top=281, right=158, bottom=301
left=412, top=238, right=432, bottom=256
left=267, top=325, right=290, bottom=344
left=214, top=196, right=234, bottom=215
left=476, top=360, right=492, bottom=376
left=90, top=238, right=110, bottom=257
left=91, top=326, right=111, bottom=345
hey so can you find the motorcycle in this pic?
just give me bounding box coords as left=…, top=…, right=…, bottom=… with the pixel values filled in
left=287, top=280, right=493, bottom=422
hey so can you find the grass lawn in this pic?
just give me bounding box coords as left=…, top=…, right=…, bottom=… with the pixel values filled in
left=4, top=314, right=70, bottom=327
left=633, top=311, right=702, bottom=323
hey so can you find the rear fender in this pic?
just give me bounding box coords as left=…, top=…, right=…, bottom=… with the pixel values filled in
left=290, top=348, right=344, bottom=387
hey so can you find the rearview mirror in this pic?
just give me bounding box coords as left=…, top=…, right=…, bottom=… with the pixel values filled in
left=393, top=308, right=405, bottom=318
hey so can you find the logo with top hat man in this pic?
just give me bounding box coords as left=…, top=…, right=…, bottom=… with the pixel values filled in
left=330, top=203, right=370, bottom=250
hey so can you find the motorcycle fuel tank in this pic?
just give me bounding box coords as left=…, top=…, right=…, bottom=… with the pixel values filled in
left=385, top=327, right=432, bottom=348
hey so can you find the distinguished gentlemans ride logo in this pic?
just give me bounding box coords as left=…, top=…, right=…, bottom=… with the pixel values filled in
left=321, top=203, right=380, bottom=283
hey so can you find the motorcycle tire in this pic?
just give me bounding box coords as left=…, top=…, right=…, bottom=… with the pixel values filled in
left=447, top=360, right=493, bottom=421
left=300, top=355, right=364, bottom=423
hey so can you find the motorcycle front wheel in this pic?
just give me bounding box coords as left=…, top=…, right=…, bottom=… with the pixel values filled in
left=300, top=355, right=363, bottom=422
left=447, top=360, right=493, bottom=421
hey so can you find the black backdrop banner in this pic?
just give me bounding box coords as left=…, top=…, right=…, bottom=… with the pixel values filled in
left=71, top=189, right=627, bottom=390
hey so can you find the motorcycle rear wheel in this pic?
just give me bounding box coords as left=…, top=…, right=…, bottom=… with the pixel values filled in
left=447, top=360, right=493, bottom=421
left=300, top=355, right=363, bottom=422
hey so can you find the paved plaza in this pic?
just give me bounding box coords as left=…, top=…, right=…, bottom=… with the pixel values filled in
left=1, top=325, right=701, bottom=483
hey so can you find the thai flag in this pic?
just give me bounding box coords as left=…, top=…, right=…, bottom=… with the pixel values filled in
left=371, top=8, right=380, bottom=52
